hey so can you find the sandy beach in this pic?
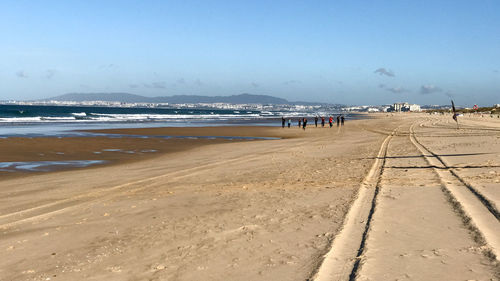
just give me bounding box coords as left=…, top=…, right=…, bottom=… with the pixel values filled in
left=1, top=114, right=499, bottom=280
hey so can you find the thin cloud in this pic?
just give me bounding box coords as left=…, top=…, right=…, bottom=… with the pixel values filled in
left=176, top=78, right=186, bottom=84
left=420, top=85, right=442, bottom=95
left=99, top=64, right=116, bottom=69
left=445, top=91, right=454, bottom=98
left=251, top=82, right=259, bottom=88
left=129, top=84, right=140, bottom=88
left=143, top=81, right=166, bottom=89
left=283, top=80, right=301, bottom=85
left=16, top=70, right=28, bottom=78
left=194, top=79, right=204, bottom=86
left=152, top=82, right=166, bottom=89
left=374, top=68, right=395, bottom=77
left=379, top=84, right=408, bottom=93
left=386, top=87, right=409, bottom=94
left=44, top=69, right=56, bottom=79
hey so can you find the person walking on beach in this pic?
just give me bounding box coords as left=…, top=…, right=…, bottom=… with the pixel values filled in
left=281, top=117, right=286, bottom=128
left=321, top=116, right=325, bottom=127
left=303, top=118, right=307, bottom=130
left=329, top=116, right=333, bottom=128
left=298, top=118, right=302, bottom=128
left=314, top=116, right=318, bottom=127
left=341, top=115, right=345, bottom=126
left=336, top=115, right=340, bottom=127
left=288, top=118, right=291, bottom=128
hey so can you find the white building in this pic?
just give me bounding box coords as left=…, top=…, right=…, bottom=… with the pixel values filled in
left=390, top=102, right=421, bottom=112
left=409, top=104, right=421, bottom=112
left=393, top=102, right=409, bottom=112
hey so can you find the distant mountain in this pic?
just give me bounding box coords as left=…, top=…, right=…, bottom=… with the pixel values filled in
left=46, top=93, right=290, bottom=104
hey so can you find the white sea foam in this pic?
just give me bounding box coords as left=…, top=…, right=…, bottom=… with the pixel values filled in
left=0, top=113, right=262, bottom=123
left=86, top=113, right=263, bottom=121
left=0, top=111, right=333, bottom=125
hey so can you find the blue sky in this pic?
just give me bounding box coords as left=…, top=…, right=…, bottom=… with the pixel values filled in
left=1, top=0, right=499, bottom=106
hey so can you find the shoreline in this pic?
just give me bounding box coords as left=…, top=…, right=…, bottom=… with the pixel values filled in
left=0, top=124, right=336, bottom=180
left=0, top=126, right=294, bottom=180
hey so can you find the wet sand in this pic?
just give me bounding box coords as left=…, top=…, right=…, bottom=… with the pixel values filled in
left=0, top=127, right=288, bottom=180
left=1, top=115, right=499, bottom=280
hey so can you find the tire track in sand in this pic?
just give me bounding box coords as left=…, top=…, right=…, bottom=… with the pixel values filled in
left=0, top=136, right=330, bottom=230
left=0, top=150, right=274, bottom=230
left=313, top=120, right=499, bottom=281
left=409, top=122, right=500, bottom=260
left=351, top=121, right=498, bottom=281
left=311, top=127, right=398, bottom=281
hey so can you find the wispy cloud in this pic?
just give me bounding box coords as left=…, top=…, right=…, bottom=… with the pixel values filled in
left=251, top=82, right=259, bottom=88
left=152, top=82, right=166, bottom=89
left=99, top=64, right=116, bottom=69
left=143, top=81, right=166, bottom=89
left=194, top=79, right=204, bottom=87
left=387, top=87, right=409, bottom=94
left=374, top=68, right=395, bottom=77
left=379, top=84, right=408, bottom=93
left=44, top=69, right=56, bottom=79
left=176, top=78, right=186, bottom=84
left=283, top=80, right=301, bottom=85
left=420, top=84, right=442, bottom=95
left=16, top=70, right=28, bottom=78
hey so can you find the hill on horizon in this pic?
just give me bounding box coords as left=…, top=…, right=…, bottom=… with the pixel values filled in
left=45, top=93, right=292, bottom=104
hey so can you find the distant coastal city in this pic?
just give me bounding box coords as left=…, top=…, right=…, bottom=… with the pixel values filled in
left=2, top=94, right=499, bottom=114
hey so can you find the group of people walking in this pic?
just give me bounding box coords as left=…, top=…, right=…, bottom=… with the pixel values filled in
left=281, top=115, right=345, bottom=130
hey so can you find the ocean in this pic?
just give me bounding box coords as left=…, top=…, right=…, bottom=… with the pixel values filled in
left=0, top=104, right=355, bottom=136
left=0, top=104, right=359, bottom=172
left=0, top=104, right=264, bottom=123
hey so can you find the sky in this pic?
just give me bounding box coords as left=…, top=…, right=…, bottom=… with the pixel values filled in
left=1, top=0, right=499, bottom=106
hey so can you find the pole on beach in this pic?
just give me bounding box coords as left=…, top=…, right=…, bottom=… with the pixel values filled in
left=451, top=100, right=459, bottom=129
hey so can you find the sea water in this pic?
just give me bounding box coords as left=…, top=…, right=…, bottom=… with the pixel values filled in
left=0, top=104, right=358, bottom=172
left=0, top=104, right=357, bottom=136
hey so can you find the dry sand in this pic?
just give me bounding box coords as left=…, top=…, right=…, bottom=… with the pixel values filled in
left=0, top=115, right=499, bottom=281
